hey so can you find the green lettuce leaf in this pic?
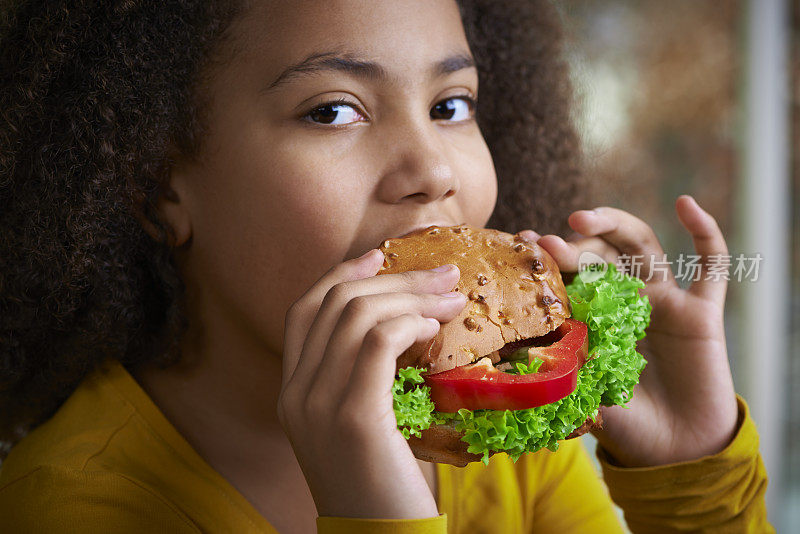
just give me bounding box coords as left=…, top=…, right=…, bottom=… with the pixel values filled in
left=507, top=357, right=544, bottom=375
left=393, top=263, right=651, bottom=463
left=392, top=366, right=440, bottom=439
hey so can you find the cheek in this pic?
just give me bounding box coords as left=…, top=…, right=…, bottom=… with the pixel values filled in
left=185, top=127, right=372, bottom=350
left=455, top=131, right=498, bottom=228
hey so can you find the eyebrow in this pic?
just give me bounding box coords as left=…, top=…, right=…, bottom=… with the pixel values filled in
left=264, top=51, right=476, bottom=91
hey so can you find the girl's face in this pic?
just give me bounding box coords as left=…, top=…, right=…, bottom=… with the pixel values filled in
left=167, top=0, right=497, bottom=355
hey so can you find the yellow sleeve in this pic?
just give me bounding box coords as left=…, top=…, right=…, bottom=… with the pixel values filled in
left=515, top=438, right=625, bottom=533
left=316, top=513, right=447, bottom=533
left=597, top=395, right=774, bottom=533
left=0, top=464, right=200, bottom=533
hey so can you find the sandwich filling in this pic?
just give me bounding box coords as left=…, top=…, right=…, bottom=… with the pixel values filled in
left=423, top=318, right=588, bottom=412
left=393, top=264, right=651, bottom=464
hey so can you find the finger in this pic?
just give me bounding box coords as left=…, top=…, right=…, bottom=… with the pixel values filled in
left=290, top=265, right=461, bottom=388
left=310, top=290, right=467, bottom=396
left=282, top=249, right=385, bottom=387
left=344, top=314, right=441, bottom=408
left=536, top=234, right=621, bottom=272
left=517, top=229, right=541, bottom=242
left=565, top=207, right=676, bottom=285
left=675, top=195, right=729, bottom=304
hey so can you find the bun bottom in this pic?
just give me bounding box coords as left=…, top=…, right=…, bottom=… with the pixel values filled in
left=408, top=411, right=603, bottom=467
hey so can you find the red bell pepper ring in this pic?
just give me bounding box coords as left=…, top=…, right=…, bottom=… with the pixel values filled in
left=424, top=318, right=589, bottom=412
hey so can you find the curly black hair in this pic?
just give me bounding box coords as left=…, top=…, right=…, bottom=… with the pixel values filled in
left=0, top=0, right=585, bottom=459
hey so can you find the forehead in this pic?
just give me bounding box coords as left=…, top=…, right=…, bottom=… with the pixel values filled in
left=227, top=0, right=470, bottom=83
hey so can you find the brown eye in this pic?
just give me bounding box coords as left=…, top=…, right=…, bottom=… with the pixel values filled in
left=305, top=102, right=363, bottom=125
left=430, top=96, right=475, bottom=121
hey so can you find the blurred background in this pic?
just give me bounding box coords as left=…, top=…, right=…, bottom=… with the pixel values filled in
left=554, top=0, right=798, bottom=531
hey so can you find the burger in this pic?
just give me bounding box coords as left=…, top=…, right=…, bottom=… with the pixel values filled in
left=381, top=224, right=651, bottom=467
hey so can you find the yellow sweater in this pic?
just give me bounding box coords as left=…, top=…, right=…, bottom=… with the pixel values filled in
left=0, top=358, right=772, bottom=533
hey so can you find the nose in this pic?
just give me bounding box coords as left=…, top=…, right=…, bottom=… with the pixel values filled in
left=375, top=121, right=459, bottom=204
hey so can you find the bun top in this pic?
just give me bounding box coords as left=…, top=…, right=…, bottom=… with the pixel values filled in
left=378, top=225, right=570, bottom=374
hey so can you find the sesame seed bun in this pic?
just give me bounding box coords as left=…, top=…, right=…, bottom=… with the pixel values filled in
left=379, top=224, right=570, bottom=373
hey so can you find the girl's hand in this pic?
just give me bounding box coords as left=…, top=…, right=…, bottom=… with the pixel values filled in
left=278, top=249, right=467, bottom=518
left=524, top=195, right=739, bottom=467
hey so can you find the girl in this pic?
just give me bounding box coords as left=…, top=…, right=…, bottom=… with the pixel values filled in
left=0, top=0, right=771, bottom=532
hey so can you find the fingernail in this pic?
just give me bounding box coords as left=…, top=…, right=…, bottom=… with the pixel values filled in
left=430, top=264, right=455, bottom=273
left=439, top=291, right=464, bottom=298
left=358, top=249, right=380, bottom=260
left=425, top=317, right=441, bottom=328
